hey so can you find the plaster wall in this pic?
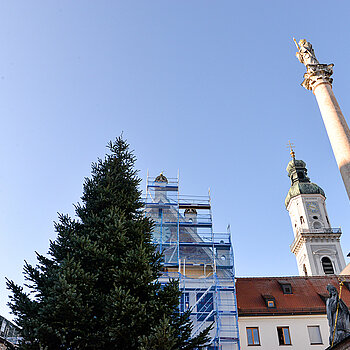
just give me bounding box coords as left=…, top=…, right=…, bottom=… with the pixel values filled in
left=239, top=314, right=329, bottom=350
left=287, top=194, right=329, bottom=236
left=288, top=196, right=308, bottom=237
left=287, top=193, right=345, bottom=276
left=295, top=241, right=345, bottom=276
left=310, top=242, right=346, bottom=275
left=295, top=243, right=313, bottom=276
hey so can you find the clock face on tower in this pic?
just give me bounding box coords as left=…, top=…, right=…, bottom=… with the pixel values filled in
left=306, top=201, right=320, bottom=214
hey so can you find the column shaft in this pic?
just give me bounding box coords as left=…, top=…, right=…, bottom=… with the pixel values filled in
left=313, top=82, right=350, bottom=199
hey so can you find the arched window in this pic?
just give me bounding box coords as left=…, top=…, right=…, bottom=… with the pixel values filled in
left=321, top=257, right=334, bottom=275
left=313, top=221, right=322, bottom=229
left=303, top=264, right=308, bottom=276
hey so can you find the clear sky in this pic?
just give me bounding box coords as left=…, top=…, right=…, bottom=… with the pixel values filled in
left=1, top=1, right=350, bottom=320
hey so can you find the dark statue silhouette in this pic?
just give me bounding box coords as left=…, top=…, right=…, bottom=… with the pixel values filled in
left=327, top=284, right=350, bottom=346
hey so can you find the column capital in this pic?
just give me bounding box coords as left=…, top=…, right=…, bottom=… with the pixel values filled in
left=294, top=38, right=334, bottom=91
left=301, top=63, right=334, bottom=91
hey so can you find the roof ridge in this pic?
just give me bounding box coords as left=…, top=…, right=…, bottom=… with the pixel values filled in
left=236, top=275, right=344, bottom=280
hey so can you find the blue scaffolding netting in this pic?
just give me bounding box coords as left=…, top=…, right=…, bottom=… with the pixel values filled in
left=144, top=174, right=240, bottom=350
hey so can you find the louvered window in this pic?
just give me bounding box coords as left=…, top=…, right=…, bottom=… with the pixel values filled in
left=321, top=257, right=334, bottom=274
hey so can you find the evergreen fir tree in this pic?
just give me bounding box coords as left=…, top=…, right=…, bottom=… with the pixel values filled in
left=7, top=137, right=210, bottom=349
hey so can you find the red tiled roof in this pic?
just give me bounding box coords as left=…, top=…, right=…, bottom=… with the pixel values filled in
left=236, top=276, right=350, bottom=316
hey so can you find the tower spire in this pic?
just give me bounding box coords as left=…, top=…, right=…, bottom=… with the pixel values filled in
left=285, top=155, right=345, bottom=276
left=287, top=141, right=295, bottom=159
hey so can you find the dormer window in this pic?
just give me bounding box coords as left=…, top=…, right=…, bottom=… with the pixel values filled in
left=278, top=281, right=293, bottom=294
left=267, top=300, right=275, bottom=308
left=262, top=295, right=276, bottom=308
left=283, top=284, right=292, bottom=294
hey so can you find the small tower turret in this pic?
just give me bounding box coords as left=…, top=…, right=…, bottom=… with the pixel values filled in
left=154, top=172, right=168, bottom=201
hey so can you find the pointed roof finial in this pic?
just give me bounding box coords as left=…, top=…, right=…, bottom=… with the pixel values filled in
left=287, top=141, right=295, bottom=159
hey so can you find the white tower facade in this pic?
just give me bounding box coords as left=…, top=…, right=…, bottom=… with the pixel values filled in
left=285, top=156, right=346, bottom=276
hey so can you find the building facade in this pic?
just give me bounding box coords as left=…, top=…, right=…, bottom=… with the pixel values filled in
left=236, top=276, right=350, bottom=350
left=144, top=173, right=240, bottom=349
left=285, top=156, right=346, bottom=276
left=0, top=315, right=20, bottom=347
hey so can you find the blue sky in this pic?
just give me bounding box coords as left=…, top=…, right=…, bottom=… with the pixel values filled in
left=1, top=1, right=350, bottom=320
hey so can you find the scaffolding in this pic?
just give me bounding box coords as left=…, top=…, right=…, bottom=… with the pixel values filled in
left=144, top=173, right=240, bottom=350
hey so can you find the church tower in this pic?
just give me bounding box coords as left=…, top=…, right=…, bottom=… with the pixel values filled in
left=285, top=150, right=346, bottom=276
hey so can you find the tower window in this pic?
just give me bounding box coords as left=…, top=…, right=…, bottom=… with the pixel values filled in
left=300, top=216, right=305, bottom=224
left=303, top=264, right=308, bottom=276
left=321, top=257, right=334, bottom=275
left=313, top=221, right=322, bottom=229
left=313, top=216, right=318, bottom=220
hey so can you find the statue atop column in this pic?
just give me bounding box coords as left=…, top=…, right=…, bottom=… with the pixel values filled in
left=295, top=39, right=319, bottom=66
left=294, top=38, right=333, bottom=91
left=326, top=284, right=350, bottom=346
left=293, top=38, right=350, bottom=202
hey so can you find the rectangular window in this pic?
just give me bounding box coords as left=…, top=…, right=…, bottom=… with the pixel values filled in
left=180, top=293, right=190, bottom=313
left=0, top=319, right=6, bottom=333
left=308, top=326, right=323, bottom=345
left=277, top=327, right=291, bottom=345
left=267, top=300, right=275, bottom=308
left=196, top=292, right=214, bottom=321
left=246, top=327, right=260, bottom=346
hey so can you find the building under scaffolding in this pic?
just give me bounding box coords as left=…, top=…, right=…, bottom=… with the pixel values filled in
left=144, top=173, right=240, bottom=350
left=0, top=315, right=21, bottom=346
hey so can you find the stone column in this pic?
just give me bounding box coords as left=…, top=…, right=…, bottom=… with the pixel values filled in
left=295, top=39, right=350, bottom=200
left=313, top=83, right=350, bottom=198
